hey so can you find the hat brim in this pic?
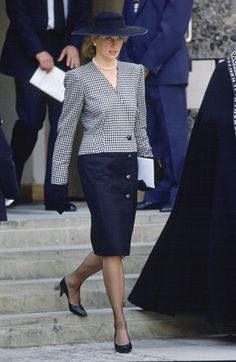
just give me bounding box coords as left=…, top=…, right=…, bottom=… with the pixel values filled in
left=72, top=26, right=147, bottom=37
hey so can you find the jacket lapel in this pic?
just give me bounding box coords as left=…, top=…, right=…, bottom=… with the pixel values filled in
left=133, top=0, right=147, bottom=18
left=124, top=0, right=147, bottom=22
left=127, top=0, right=136, bottom=20
left=137, top=0, right=147, bottom=12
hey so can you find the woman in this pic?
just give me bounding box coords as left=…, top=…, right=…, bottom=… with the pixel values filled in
left=51, top=12, right=152, bottom=353
left=0, top=118, right=19, bottom=221
left=128, top=52, right=236, bottom=323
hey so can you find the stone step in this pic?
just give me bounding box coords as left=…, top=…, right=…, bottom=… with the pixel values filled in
left=0, top=207, right=229, bottom=350
left=0, top=275, right=137, bottom=314
left=0, top=307, right=228, bottom=348
left=4, top=209, right=168, bottom=229
left=0, top=242, right=153, bottom=280
left=0, top=212, right=167, bottom=249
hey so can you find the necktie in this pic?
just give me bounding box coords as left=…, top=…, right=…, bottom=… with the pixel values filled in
left=54, top=0, right=65, bottom=32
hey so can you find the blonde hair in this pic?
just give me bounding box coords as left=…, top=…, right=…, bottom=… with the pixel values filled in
left=81, top=35, right=129, bottom=59
left=81, top=36, right=97, bottom=59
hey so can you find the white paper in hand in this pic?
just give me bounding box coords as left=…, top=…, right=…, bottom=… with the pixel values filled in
left=138, top=157, right=155, bottom=188
left=29, top=66, right=65, bottom=102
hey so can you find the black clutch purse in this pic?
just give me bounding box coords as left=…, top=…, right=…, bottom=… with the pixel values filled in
left=138, top=156, right=165, bottom=191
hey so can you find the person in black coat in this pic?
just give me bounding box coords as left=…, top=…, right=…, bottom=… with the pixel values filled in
left=0, top=119, right=19, bottom=221
left=128, top=52, right=236, bottom=323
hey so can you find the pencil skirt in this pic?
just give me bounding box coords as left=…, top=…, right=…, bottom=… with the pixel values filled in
left=78, top=152, right=138, bottom=256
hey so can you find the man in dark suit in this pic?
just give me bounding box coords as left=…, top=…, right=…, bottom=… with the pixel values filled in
left=0, top=0, right=89, bottom=210
left=0, top=118, right=19, bottom=221
left=121, top=0, right=193, bottom=212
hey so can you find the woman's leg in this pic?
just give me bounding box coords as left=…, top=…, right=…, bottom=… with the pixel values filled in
left=65, top=251, right=103, bottom=305
left=65, top=253, right=130, bottom=346
left=102, top=256, right=129, bottom=345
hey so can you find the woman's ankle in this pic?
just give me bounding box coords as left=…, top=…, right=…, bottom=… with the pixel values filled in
left=114, top=321, right=127, bottom=330
left=66, top=274, right=82, bottom=291
left=114, top=324, right=130, bottom=345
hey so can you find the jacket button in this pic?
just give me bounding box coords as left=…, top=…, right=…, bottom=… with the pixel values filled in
left=127, top=135, right=132, bottom=141
left=125, top=194, right=131, bottom=199
left=128, top=154, right=132, bottom=159
left=126, top=174, right=131, bottom=180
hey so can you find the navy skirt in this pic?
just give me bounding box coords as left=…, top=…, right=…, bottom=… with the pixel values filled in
left=78, top=152, right=138, bottom=256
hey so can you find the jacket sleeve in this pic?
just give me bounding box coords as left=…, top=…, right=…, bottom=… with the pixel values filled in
left=0, top=128, right=19, bottom=199
left=5, top=0, right=45, bottom=57
left=51, top=71, right=84, bottom=185
left=142, top=0, right=193, bottom=74
left=134, top=66, right=153, bottom=157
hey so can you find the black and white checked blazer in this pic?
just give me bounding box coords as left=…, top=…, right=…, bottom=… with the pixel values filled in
left=52, top=60, right=153, bottom=184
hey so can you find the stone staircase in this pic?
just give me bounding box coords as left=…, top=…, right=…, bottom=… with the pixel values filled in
left=0, top=208, right=228, bottom=348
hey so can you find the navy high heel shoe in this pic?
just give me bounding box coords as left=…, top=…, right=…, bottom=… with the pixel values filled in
left=59, top=278, right=87, bottom=317
left=114, top=340, right=132, bottom=354
left=114, top=330, right=132, bottom=353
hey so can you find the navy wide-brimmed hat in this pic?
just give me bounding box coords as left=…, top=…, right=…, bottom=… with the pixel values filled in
left=72, top=12, right=147, bottom=37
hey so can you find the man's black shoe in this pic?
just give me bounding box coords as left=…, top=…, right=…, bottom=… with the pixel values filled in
left=159, top=203, right=173, bottom=213
left=45, top=202, right=77, bottom=212
left=136, top=201, right=161, bottom=210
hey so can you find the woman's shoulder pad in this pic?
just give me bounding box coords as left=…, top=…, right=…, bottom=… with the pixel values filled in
left=119, top=61, right=144, bottom=74
left=119, top=61, right=143, bottom=69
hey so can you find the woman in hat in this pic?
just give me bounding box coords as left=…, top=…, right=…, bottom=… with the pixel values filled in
left=51, top=12, right=152, bottom=353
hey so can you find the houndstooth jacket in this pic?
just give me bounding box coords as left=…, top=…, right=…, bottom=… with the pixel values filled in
left=52, top=60, right=153, bottom=184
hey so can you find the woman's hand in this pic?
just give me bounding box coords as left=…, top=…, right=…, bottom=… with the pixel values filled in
left=50, top=184, right=68, bottom=214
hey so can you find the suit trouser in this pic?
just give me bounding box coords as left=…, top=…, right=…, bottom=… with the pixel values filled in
left=144, top=84, right=188, bottom=205
left=0, top=191, right=7, bottom=221
left=11, top=79, right=63, bottom=202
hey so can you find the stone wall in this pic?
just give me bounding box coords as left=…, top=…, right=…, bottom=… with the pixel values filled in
left=190, top=0, right=236, bottom=59
left=90, top=0, right=124, bottom=14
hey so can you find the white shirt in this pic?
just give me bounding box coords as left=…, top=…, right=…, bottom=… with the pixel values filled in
left=47, top=0, right=68, bottom=29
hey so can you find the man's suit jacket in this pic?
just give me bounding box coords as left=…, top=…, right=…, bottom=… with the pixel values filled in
left=0, top=0, right=89, bottom=79
left=121, top=0, right=193, bottom=85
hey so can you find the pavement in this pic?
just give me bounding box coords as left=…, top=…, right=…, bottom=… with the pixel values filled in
left=0, top=337, right=236, bottom=361
left=3, top=203, right=236, bottom=361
